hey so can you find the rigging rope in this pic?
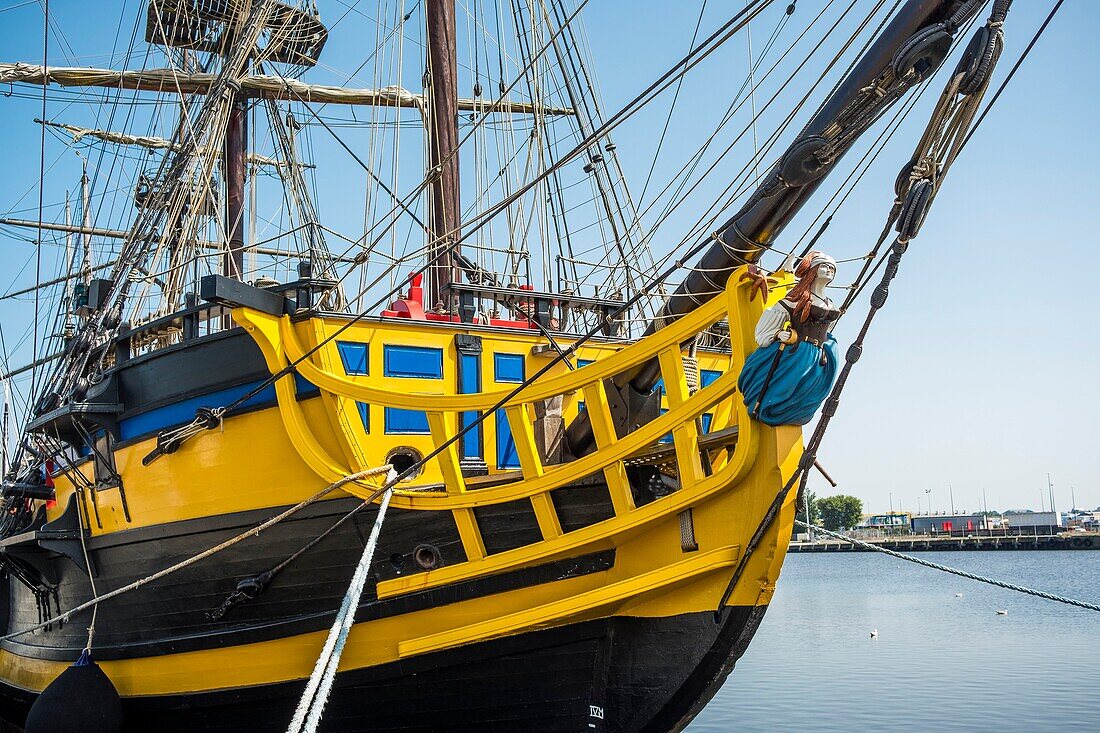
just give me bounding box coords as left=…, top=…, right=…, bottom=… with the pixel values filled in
left=793, top=521, right=1100, bottom=613
left=310, top=0, right=776, bottom=307
left=0, top=465, right=394, bottom=643
left=715, top=0, right=1014, bottom=617
left=287, top=486, right=394, bottom=733
left=955, top=0, right=1064, bottom=157
left=31, top=0, right=49, bottom=404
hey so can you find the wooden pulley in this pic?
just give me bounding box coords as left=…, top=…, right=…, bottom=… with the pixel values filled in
left=778, top=136, right=829, bottom=187
left=896, top=178, right=935, bottom=240
left=892, top=23, right=953, bottom=82
left=957, top=23, right=1004, bottom=95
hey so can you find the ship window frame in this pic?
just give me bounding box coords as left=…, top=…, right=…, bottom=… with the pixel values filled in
left=493, top=353, right=525, bottom=383
left=383, top=344, right=444, bottom=379
left=700, top=369, right=721, bottom=388
left=336, top=341, right=369, bottom=376
left=384, top=407, right=431, bottom=435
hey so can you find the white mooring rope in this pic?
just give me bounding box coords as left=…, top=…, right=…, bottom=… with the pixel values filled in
left=288, top=476, right=396, bottom=733
left=795, top=520, right=1100, bottom=613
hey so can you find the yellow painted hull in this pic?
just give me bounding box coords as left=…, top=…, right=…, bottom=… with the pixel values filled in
left=0, top=267, right=802, bottom=730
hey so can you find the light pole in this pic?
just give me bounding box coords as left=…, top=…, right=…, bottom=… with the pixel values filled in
left=888, top=492, right=894, bottom=536
left=806, top=493, right=814, bottom=543
left=1047, top=473, right=1056, bottom=518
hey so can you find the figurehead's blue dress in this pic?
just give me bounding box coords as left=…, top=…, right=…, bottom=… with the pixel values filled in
left=738, top=300, right=839, bottom=426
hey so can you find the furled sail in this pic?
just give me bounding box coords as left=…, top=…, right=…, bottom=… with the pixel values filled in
left=0, top=63, right=575, bottom=116
left=36, top=119, right=308, bottom=169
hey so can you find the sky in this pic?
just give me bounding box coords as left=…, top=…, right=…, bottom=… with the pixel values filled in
left=0, top=0, right=1096, bottom=515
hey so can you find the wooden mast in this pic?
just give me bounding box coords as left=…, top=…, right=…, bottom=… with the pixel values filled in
left=223, top=4, right=249, bottom=281
left=224, top=95, right=247, bottom=278
left=425, top=0, right=460, bottom=310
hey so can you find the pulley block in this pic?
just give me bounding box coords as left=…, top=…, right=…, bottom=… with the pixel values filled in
left=956, top=23, right=1004, bottom=95
left=892, top=24, right=953, bottom=82
left=778, top=135, right=829, bottom=187
left=894, top=157, right=919, bottom=199
left=896, top=178, right=934, bottom=240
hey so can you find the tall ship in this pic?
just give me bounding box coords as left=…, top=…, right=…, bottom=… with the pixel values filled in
left=0, top=0, right=1014, bottom=730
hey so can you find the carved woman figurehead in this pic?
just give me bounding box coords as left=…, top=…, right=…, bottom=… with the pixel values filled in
left=783, top=250, right=837, bottom=320
left=739, top=249, right=842, bottom=426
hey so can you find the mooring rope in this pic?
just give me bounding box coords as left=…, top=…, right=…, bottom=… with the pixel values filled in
left=288, top=485, right=394, bottom=733
left=0, top=465, right=393, bottom=643
left=794, top=520, right=1100, bottom=613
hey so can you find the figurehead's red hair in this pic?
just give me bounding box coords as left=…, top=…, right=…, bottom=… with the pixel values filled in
left=784, top=251, right=836, bottom=321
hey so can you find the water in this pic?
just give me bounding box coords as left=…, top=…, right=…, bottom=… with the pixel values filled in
left=687, top=551, right=1100, bottom=732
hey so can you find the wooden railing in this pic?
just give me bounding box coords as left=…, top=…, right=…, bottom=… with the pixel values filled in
left=234, top=266, right=786, bottom=580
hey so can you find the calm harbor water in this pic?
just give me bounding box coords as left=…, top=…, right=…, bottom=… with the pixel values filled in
left=687, top=551, right=1100, bottom=732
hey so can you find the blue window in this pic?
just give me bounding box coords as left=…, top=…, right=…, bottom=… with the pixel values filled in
left=336, top=341, right=369, bottom=375
left=459, top=353, right=482, bottom=460
left=355, top=402, right=370, bottom=432
left=385, top=407, right=430, bottom=434
left=701, top=369, right=721, bottom=388
left=384, top=345, right=443, bottom=379
left=659, top=407, right=672, bottom=444
left=577, top=358, right=594, bottom=368
left=494, top=353, right=525, bottom=383
left=660, top=407, right=712, bottom=435
left=496, top=409, right=520, bottom=468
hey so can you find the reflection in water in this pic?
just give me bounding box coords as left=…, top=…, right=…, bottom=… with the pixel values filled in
left=688, top=551, right=1100, bottom=732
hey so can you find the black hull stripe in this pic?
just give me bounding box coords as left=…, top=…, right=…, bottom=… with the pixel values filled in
left=2, top=549, right=614, bottom=662
left=0, top=607, right=766, bottom=733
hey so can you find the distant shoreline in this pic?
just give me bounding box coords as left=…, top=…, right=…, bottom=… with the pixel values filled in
left=789, top=532, right=1100, bottom=553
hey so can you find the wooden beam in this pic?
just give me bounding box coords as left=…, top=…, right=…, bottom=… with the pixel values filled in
left=0, top=218, right=362, bottom=264
left=1, top=63, right=575, bottom=116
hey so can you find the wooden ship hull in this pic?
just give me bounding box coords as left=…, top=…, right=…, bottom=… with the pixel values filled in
left=0, top=0, right=1002, bottom=727
left=0, top=270, right=802, bottom=731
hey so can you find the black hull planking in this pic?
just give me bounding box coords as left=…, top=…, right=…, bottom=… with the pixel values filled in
left=0, top=606, right=766, bottom=732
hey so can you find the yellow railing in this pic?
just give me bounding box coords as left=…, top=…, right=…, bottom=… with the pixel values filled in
left=234, top=267, right=782, bottom=572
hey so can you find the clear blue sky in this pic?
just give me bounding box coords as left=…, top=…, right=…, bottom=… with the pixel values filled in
left=1, top=0, right=1096, bottom=514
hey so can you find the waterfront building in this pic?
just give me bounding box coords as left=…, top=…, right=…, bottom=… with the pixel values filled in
left=856, top=513, right=911, bottom=537
left=910, top=513, right=988, bottom=534
left=860, top=512, right=911, bottom=529
left=1062, top=509, right=1099, bottom=530
left=1003, top=511, right=1063, bottom=531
